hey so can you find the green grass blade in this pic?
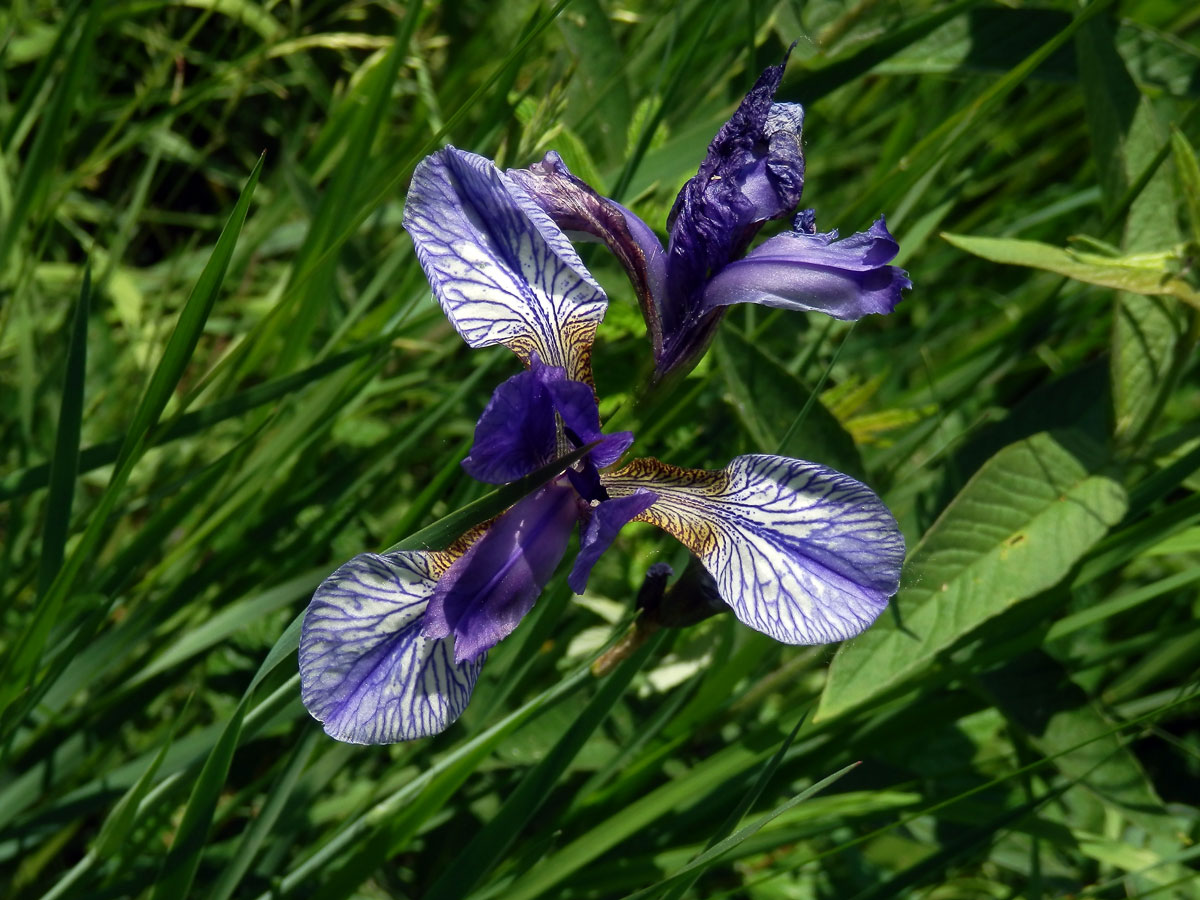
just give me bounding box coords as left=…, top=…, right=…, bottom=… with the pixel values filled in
left=208, top=727, right=320, bottom=900
left=423, top=631, right=668, bottom=900
left=148, top=700, right=248, bottom=900
left=656, top=712, right=811, bottom=900
left=631, top=762, right=862, bottom=900
left=36, top=264, right=90, bottom=596
left=148, top=602, right=301, bottom=900
left=0, top=155, right=264, bottom=730
left=0, top=2, right=96, bottom=271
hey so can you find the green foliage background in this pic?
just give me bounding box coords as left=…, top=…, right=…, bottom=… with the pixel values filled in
left=2, top=0, right=1198, bottom=897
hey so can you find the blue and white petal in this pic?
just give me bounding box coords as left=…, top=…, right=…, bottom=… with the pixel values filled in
left=602, top=455, right=904, bottom=644
left=404, top=147, right=609, bottom=383
left=300, top=551, right=483, bottom=744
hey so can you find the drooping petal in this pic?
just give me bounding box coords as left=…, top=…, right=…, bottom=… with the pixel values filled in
left=424, top=482, right=580, bottom=663
left=663, top=56, right=805, bottom=335
left=300, top=551, right=482, bottom=744
left=602, top=455, right=904, bottom=645
left=404, top=147, right=608, bottom=383
left=510, top=152, right=669, bottom=356
left=462, top=366, right=558, bottom=484
left=702, top=215, right=910, bottom=319
left=568, top=489, right=659, bottom=594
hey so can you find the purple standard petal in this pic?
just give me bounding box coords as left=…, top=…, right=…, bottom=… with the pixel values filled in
left=568, top=490, right=659, bottom=594
left=403, top=147, right=608, bottom=383
left=300, top=551, right=483, bottom=743
left=663, top=55, right=805, bottom=334
left=424, top=482, right=581, bottom=662
left=463, top=356, right=635, bottom=485
left=702, top=215, right=911, bottom=320
left=462, top=367, right=558, bottom=484
left=532, top=359, right=633, bottom=469
left=510, top=152, right=668, bottom=356
left=602, top=455, right=905, bottom=645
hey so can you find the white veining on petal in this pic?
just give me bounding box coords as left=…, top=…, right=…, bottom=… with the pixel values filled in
left=603, top=455, right=904, bottom=644
left=299, top=551, right=482, bottom=744
left=404, top=148, right=608, bottom=383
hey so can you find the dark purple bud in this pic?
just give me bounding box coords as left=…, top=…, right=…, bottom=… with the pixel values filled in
left=662, top=54, right=806, bottom=339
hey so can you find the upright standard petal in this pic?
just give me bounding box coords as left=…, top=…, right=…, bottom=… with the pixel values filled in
left=300, top=551, right=483, bottom=744
left=404, top=148, right=608, bottom=383
left=510, top=152, right=669, bottom=357
left=423, top=482, right=580, bottom=663
left=702, top=215, right=910, bottom=319
left=462, top=355, right=634, bottom=485
left=602, top=455, right=905, bottom=644
left=461, top=365, right=559, bottom=485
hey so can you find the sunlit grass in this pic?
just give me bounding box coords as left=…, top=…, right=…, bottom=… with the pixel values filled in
left=1, top=1, right=1197, bottom=898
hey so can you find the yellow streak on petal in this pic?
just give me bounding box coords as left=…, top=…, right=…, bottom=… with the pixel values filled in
left=505, top=321, right=597, bottom=385
left=602, top=457, right=731, bottom=557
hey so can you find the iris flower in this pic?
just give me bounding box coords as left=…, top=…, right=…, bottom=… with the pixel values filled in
left=298, top=148, right=905, bottom=744
left=509, top=53, right=911, bottom=379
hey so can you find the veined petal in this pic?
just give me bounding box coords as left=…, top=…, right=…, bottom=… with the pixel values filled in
left=300, top=551, right=482, bottom=744
left=404, top=147, right=608, bottom=383
left=510, top=152, right=669, bottom=356
left=602, top=455, right=904, bottom=644
left=702, top=215, right=910, bottom=320
left=424, top=482, right=580, bottom=662
left=568, top=490, right=659, bottom=594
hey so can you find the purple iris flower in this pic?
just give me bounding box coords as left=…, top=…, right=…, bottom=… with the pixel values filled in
left=298, top=148, right=905, bottom=744
left=509, top=53, right=911, bottom=379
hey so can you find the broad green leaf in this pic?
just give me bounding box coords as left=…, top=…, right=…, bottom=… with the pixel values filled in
left=941, top=232, right=1200, bottom=307
left=1076, top=13, right=1190, bottom=445
left=1170, top=126, right=1200, bottom=246
left=818, top=431, right=1128, bottom=721
left=983, top=652, right=1179, bottom=837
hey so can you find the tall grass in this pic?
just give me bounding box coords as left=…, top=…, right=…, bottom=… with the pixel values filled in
left=1, top=1, right=1197, bottom=898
